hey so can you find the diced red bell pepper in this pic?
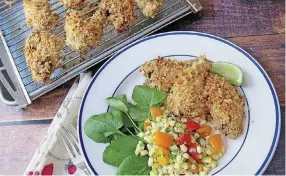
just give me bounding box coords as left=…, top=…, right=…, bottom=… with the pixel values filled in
left=185, top=121, right=200, bottom=131
left=177, top=132, right=191, bottom=145
left=187, top=142, right=201, bottom=164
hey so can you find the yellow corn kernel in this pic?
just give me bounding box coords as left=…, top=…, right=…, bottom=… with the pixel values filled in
left=158, top=156, right=169, bottom=165
left=202, top=157, right=212, bottom=164
left=211, top=161, right=217, bottom=169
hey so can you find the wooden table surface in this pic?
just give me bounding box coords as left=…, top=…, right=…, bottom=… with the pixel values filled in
left=0, top=0, right=285, bottom=175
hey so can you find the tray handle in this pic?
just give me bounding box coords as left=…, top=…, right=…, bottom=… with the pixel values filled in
left=0, top=65, right=17, bottom=106
left=184, top=0, right=203, bottom=13
left=0, top=31, right=31, bottom=107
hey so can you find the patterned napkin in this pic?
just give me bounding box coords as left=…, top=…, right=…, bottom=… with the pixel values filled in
left=24, top=72, right=92, bottom=176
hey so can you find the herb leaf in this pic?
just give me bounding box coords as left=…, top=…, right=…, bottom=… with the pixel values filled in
left=121, top=112, right=134, bottom=127
left=103, top=136, right=139, bottom=167
left=109, top=133, right=124, bottom=141
left=138, top=121, right=145, bottom=131
left=116, top=155, right=151, bottom=175
left=132, top=85, right=167, bottom=107
left=106, top=94, right=142, bottom=132
left=84, top=110, right=125, bottom=141
left=114, top=94, right=128, bottom=105
left=84, top=117, right=110, bottom=143
left=129, top=104, right=149, bottom=122
left=105, top=96, right=128, bottom=113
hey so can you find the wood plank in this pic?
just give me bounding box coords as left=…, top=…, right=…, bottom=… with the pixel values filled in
left=0, top=80, right=73, bottom=121
left=0, top=124, right=50, bottom=175
left=162, top=0, right=285, bottom=38
left=228, top=34, right=285, bottom=105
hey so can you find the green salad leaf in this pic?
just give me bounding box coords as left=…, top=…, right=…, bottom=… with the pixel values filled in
left=121, top=112, right=134, bottom=127
left=110, top=133, right=124, bottom=141
left=129, top=104, right=149, bottom=122
left=132, top=85, right=167, bottom=107
left=105, top=97, right=128, bottom=113
left=106, top=94, right=142, bottom=132
left=84, top=85, right=167, bottom=174
left=84, top=117, right=110, bottom=143
left=84, top=110, right=125, bottom=142
left=103, top=136, right=139, bottom=167
left=138, top=121, right=145, bottom=131
left=116, top=155, right=151, bottom=175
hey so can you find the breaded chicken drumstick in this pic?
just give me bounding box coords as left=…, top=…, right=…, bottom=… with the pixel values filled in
left=99, top=0, right=137, bottom=32
left=135, top=0, right=165, bottom=18
left=65, top=10, right=106, bottom=53
left=59, top=0, right=87, bottom=9
left=24, top=31, right=64, bottom=82
left=23, top=0, right=59, bottom=30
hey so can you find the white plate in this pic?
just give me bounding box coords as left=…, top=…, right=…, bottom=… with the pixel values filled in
left=78, top=31, right=280, bottom=175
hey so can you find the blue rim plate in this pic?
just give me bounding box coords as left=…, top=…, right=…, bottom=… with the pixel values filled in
left=78, top=31, right=281, bottom=175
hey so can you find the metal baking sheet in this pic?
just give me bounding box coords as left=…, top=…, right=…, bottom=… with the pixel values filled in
left=0, top=0, right=202, bottom=106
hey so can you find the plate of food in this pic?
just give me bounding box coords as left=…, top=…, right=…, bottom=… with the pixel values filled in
left=78, top=31, right=280, bottom=175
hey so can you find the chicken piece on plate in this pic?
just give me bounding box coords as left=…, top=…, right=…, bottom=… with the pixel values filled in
left=59, top=0, right=87, bottom=9
left=140, top=56, right=193, bottom=92
left=23, top=0, right=59, bottom=30
left=24, top=31, right=64, bottom=83
left=65, top=10, right=106, bottom=53
left=135, top=0, right=165, bottom=18
left=99, top=0, right=137, bottom=32
left=204, top=73, right=245, bottom=139
left=165, top=56, right=212, bottom=122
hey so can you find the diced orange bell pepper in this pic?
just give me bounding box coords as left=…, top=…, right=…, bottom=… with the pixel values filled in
left=157, top=156, right=169, bottom=165
left=189, top=163, right=200, bottom=174
left=153, top=132, right=174, bottom=148
left=208, top=134, right=224, bottom=154
left=196, top=125, right=212, bottom=138
left=156, top=146, right=170, bottom=157
left=150, top=107, right=164, bottom=120
left=144, top=122, right=151, bottom=130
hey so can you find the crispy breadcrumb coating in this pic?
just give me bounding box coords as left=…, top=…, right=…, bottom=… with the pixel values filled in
left=99, top=0, right=137, bottom=32
left=23, top=0, right=59, bottom=31
left=24, top=31, right=64, bottom=82
left=140, top=56, right=193, bottom=92
left=140, top=55, right=246, bottom=139
left=204, top=73, right=245, bottom=139
left=135, top=0, right=165, bottom=18
left=59, top=0, right=87, bottom=9
left=65, top=10, right=106, bottom=53
left=165, top=56, right=212, bottom=122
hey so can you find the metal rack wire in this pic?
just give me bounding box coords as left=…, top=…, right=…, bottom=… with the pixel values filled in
left=0, top=0, right=202, bottom=106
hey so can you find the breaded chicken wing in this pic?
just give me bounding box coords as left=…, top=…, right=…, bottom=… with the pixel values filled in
left=99, top=0, right=137, bottom=32
left=59, top=0, right=87, bottom=9
left=166, top=56, right=212, bottom=122
left=23, top=0, right=59, bottom=31
left=135, top=0, right=165, bottom=18
left=24, top=31, right=64, bottom=82
left=65, top=10, right=106, bottom=53
left=204, top=73, right=245, bottom=139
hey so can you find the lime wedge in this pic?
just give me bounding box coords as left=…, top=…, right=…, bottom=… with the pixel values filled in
left=211, top=62, right=243, bottom=86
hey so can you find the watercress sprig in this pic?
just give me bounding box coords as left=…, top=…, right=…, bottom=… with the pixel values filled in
left=105, top=96, right=142, bottom=132
left=84, top=85, right=168, bottom=175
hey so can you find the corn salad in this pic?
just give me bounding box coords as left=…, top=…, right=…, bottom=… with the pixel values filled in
left=135, top=112, right=225, bottom=175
